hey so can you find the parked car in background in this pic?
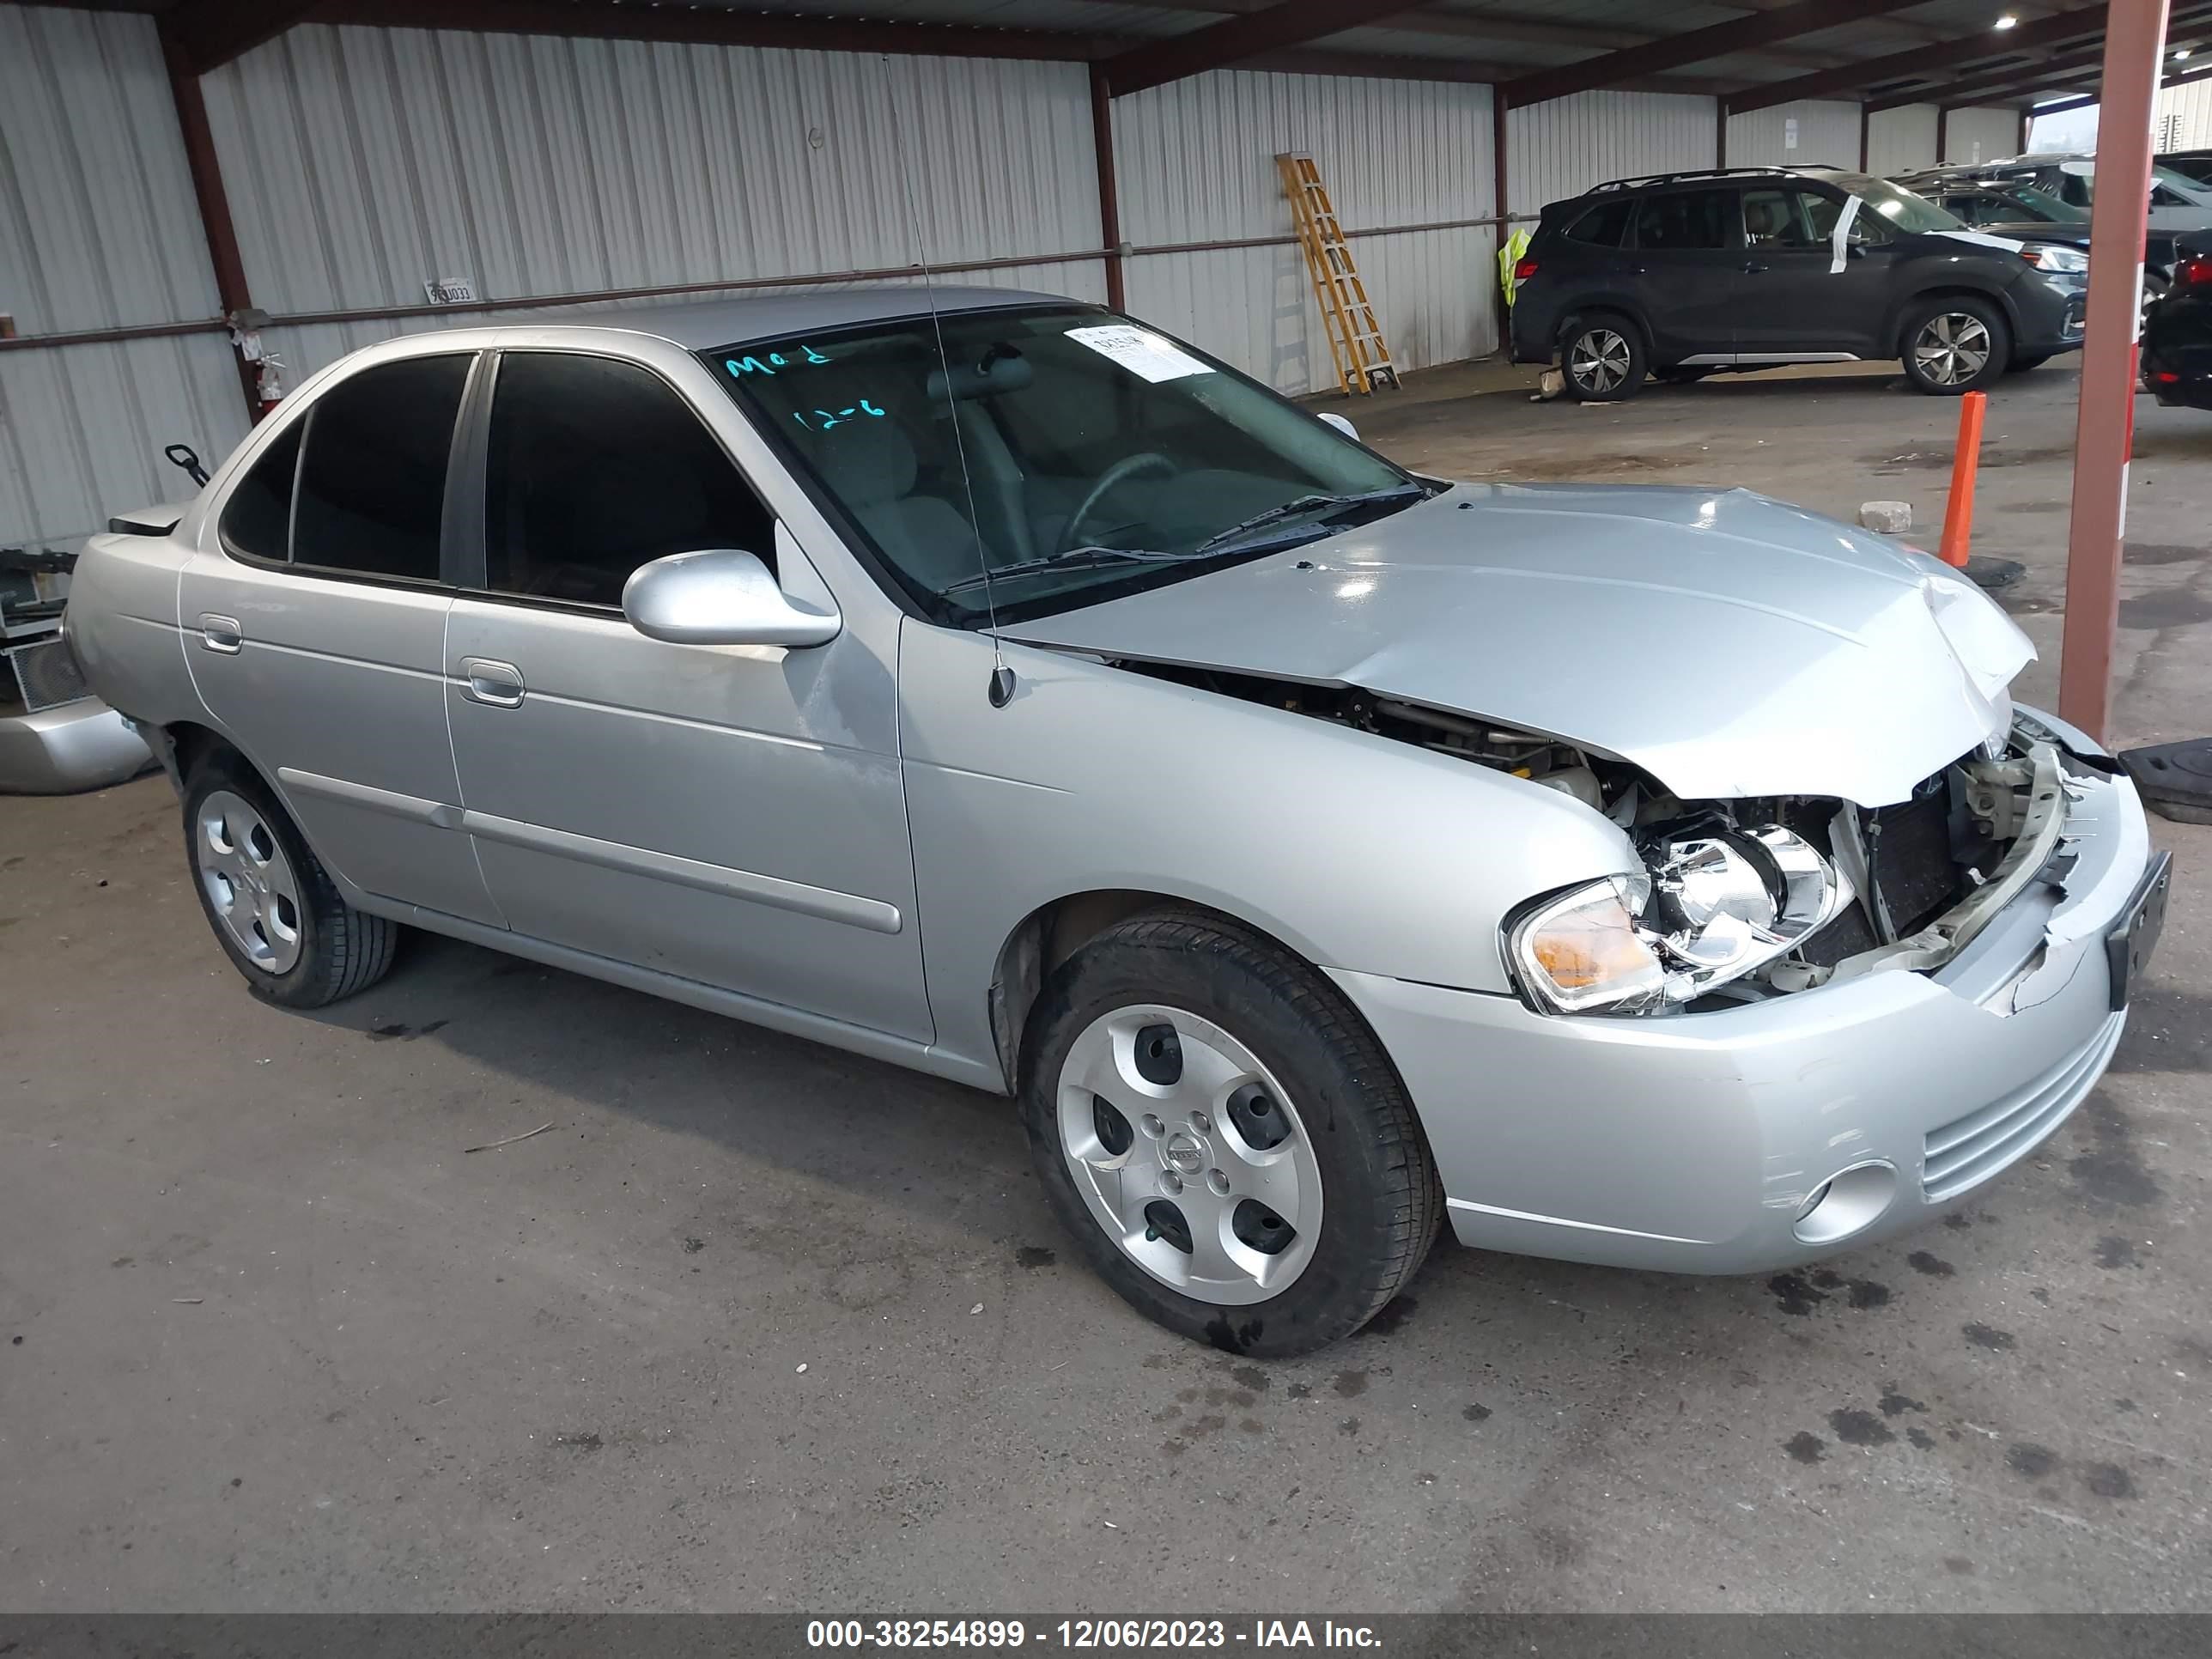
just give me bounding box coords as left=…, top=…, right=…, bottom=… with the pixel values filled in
left=2160, top=149, right=2212, bottom=187
left=1952, top=153, right=2212, bottom=236
left=1892, top=168, right=2179, bottom=328
left=61, top=290, right=2165, bottom=1355
left=2143, top=232, right=2212, bottom=410
left=1510, top=165, right=2087, bottom=399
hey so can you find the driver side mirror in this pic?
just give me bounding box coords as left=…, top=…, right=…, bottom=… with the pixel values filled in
left=622, top=549, right=841, bottom=648
left=1316, top=410, right=1360, bottom=441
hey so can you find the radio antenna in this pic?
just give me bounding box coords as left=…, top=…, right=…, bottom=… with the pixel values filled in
left=880, top=54, right=1014, bottom=708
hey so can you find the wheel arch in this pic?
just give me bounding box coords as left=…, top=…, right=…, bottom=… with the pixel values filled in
left=1888, top=283, right=2020, bottom=358
left=1557, top=301, right=1652, bottom=356
left=987, top=889, right=1322, bottom=1094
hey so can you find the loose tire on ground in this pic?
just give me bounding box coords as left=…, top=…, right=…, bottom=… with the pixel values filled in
left=183, top=750, right=398, bottom=1008
left=1018, top=908, right=1443, bottom=1357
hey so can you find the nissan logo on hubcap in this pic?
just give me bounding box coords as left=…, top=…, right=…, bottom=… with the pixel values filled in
left=1162, top=1131, right=1206, bottom=1174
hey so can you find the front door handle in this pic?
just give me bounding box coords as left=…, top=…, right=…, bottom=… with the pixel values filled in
left=1741, top=259, right=1771, bottom=274
left=198, top=613, right=242, bottom=653
left=459, top=657, right=526, bottom=708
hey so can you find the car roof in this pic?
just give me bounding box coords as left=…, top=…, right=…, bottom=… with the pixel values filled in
left=491, top=285, right=1081, bottom=349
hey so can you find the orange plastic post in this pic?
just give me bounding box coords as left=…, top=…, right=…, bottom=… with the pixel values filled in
left=1937, top=389, right=1986, bottom=568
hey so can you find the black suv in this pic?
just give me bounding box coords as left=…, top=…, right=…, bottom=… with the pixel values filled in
left=1509, top=166, right=2086, bottom=400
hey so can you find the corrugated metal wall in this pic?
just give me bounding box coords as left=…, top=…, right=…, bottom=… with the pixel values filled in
left=1866, top=105, right=1939, bottom=178
left=1726, top=100, right=1860, bottom=169
left=1943, top=106, right=2021, bottom=166
left=2157, top=78, right=2212, bottom=150
left=0, top=5, right=248, bottom=549
left=1505, top=90, right=1715, bottom=218
left=198, top=26, right=1106, bottom=388
left=1115, top=69, right=1495, bottom=395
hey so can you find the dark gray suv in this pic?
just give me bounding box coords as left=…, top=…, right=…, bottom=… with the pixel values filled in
left=1509, top=166, right=2087, bottom=401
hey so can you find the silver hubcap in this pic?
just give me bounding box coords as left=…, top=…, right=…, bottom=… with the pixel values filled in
left=195, top=789, right=302, bottom=974
left=1055, top=1006, right=1322, bottom=1306
left=1569, top=328, right=1632, bottom=393
left=1912, top=312, right=1991, bottom=386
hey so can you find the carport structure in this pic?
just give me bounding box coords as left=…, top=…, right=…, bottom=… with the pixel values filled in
left=0, top=0, right=2183, bottom=731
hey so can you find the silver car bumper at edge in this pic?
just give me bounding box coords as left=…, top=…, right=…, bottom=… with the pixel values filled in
left=1328, top=706, right=2159, bottom=1275
left=0, top=697, right=155, bottom=794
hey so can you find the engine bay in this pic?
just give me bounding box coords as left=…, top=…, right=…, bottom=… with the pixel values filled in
left=1117, top=659, right=2064, bottom=1010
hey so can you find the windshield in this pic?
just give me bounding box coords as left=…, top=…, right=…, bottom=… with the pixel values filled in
left=1850, top=177, right=1964, bottom=234
left=706, top=307, right=1419, bottom=624
left=1996, top=183, right=2087, bottom=222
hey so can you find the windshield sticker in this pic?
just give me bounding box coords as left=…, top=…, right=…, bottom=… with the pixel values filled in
left=725, top=345, right=833, bottom=376
left=1066, top=325, right=1214, bottom=383
left=793, top=400, right=886, bottom=432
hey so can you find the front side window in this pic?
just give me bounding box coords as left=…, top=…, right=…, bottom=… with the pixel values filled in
left=707, top=308, right=1419, bottom=625
left=1742, top=190, right=1820, bottom=247
left=1632, top=190, right=1735, bottom=251
left=482, top=353, right=775, bottom=608
left=290, top=355, right=470, bottom=581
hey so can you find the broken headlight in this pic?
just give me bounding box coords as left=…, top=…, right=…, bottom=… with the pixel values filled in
left=1509, top=827, right=1852, bottom=1015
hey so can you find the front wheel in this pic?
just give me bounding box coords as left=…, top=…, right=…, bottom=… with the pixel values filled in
left=1559, top=316, right=1647, bottom=401
left=1019, top=911, right=1442, bottom=1357
left=1900, top=297, right=2010, bottom=394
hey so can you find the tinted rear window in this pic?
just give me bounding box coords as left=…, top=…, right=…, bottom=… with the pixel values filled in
left=1633, top=189, right=1735, bottom=251
left=1565, top=198, right=1633, bottom=247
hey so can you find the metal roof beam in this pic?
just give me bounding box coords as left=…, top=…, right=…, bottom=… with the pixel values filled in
left=2032, top=56, right=2212, bottom=113
left=1099, top=0, right=1427, bottom=96
left=311, top=0, right=1122, bottom=61
left=1500, top=0, right=1932, bottom=110
left=1726, top=3, right=2113, bottom=112
left=164, top=0, right=325, bottom=72
left=1867, top=6, right=2212, bottom=111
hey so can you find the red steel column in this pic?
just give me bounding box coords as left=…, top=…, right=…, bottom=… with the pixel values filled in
left=1090, top=64, right=1125, bottom=313
left=160, top=23, right=264, bottom=421
left=2058, top=0, right=2173, bottom=739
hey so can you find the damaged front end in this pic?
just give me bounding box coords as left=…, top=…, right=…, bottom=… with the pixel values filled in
left=1508, top=715, right=2117, bottom=1016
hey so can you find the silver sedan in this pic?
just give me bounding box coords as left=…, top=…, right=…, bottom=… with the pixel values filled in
left=64, top=289, right=2168, bottom=1355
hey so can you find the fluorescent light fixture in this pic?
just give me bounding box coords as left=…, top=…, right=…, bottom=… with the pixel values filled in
left=1995, top=12, right=2019, bottom=27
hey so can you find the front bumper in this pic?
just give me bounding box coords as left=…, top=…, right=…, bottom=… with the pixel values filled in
left=2014, top=276, right=2087, bottom=356
left=1332, top=707, right=2159, bottom=1274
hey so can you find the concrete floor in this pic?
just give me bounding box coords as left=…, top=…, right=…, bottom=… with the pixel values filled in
left=5, top=361, right=2211, bottom=1613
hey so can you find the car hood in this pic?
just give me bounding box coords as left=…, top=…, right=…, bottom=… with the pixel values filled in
left=1001, top=483, right=2033, bottom=807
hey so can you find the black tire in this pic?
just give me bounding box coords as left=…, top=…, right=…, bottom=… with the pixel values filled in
left=1899, top=295, right=2011, bottom=395
left=2006, top=353, right=2051, bottom=374
left=1018, top=908, right=1443, bottom=1358
left=1559, top=313, right=1648, bottom=401
left=182, top=751, right=398, bottom=1008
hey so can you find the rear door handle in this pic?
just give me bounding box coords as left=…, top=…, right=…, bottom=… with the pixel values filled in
left=198, top=613, right=242, bottom=653
left=459, top=657, right=526, bottom=708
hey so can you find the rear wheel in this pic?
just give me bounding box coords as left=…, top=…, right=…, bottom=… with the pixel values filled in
left=1020, top=910, right=1442, bottom=1357
left=1559, top=314, right=1647, bottom=401
left=184, top=754, right=398, bottom=1007
left=1900, top=296, right=2009, bottom=394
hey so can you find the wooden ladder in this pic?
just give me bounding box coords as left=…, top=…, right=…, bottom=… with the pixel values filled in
left=1277, top=152, right=1399, bottom=397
